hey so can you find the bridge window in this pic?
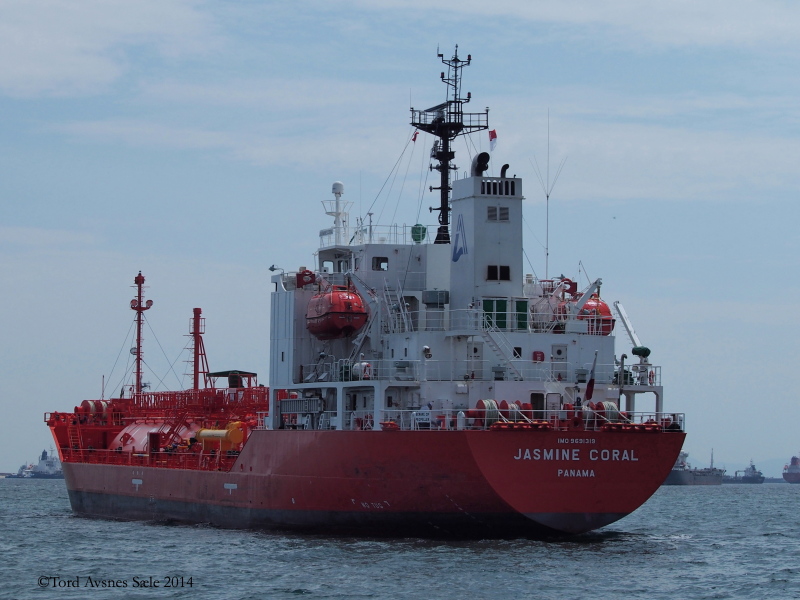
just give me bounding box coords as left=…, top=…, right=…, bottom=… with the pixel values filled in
left=372, top=257, right=389, bottom=271
left=487, top=265, right=510, bottom=281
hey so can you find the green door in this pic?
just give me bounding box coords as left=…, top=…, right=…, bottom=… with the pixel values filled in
left=482, top=299, right=508, bottom=330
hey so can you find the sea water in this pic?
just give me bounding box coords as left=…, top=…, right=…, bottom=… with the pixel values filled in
left=1, top=479, right=798, bottom=600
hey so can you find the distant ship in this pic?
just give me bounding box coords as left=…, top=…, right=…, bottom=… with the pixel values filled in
left=30, top=449, right=63, bottom=479
left=6, top=463, right=34, bottom=478
left=662, top=451, right=724, bottom=485
left=783, top=455, right=800, bottom=484
left=6, top=450, right=63, bottom=479
left=724, top=460, right=765, bottom=484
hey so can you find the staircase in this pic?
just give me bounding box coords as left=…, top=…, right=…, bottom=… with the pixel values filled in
left=381, top=279, right=411, bottom=334
left=480, top=325, right=523, bottom=380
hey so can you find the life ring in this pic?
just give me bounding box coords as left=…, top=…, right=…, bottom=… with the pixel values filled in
left=648, top=370, right=655, bottom=385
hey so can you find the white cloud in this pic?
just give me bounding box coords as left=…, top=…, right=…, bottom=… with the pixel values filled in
left=488, top=89, right=800, bottom=203
left=344, top=0, right=800, bottom=50
left=55, top=119, right=241, bottom=152
left=0, top=0, right=219, bottom=96
left=47, top=88, right=800, bottom=206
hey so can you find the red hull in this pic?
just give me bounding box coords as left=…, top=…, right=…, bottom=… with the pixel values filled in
left=783, top=473, right=800, bottom=484
left=58, top=428, right=684, bottom=536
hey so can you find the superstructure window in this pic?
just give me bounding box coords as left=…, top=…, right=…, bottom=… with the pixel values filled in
left=487, top=206, right=509, bottom=221
left=486, top=265, right=511, bottom=281
left=372, top=257, right=388, bottom=271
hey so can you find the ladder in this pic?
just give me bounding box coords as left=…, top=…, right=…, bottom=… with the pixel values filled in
left=67, top=423, right=83, bottom=459
left=382, top=279, right=411, bottom=333
left=157, top=409, right=189, bottom=448
left=480, top=325, right=523, bottom=380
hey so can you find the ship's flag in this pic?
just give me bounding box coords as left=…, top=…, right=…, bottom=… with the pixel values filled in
left=585, top=350, right=598, bottom=401
left=411, top=130, right=419, bottom=142
left=489, top=129, right=497, bottom=152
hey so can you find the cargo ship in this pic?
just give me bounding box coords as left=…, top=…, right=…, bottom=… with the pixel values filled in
left=31, top=449, right=63, bottom=479
left=783, top=455, right=800, bottom=483
left=728, top=460, right=765, bottom=484
left=7, top=449, right=63, bottom=479
left=45, top=49, right=685, bottom=537
left=662, top=451, right=724, bottom=485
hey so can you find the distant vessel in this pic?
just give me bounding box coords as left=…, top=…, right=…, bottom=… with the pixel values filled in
left=783, top=455, right=800, bottom=484
left=728, top=460, right=765, bottom=484
left=6, top=463, right=34, bottom=478
left=30, top=449, right=63, bottom=479
left=662, top=451, right=724, bottom=485
left=6, top=450, right=63, bottom=479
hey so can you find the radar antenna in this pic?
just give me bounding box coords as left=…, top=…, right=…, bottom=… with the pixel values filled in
left=411, top=45, right=489, bottom=244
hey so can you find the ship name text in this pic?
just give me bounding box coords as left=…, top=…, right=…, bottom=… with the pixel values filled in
left=513, top=448, right=639, bottom=462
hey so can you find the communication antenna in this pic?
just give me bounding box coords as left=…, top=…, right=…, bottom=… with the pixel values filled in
left=530, top=110, right=567, bottom=279
left=411, top=46, right=489, bottom=244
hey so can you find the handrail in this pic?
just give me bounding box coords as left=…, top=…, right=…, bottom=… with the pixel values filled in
left=59, top=447, right=240, bottom=471
left=296, top=357, right=661, bottom=386
left=271, top=408, right=685, bottom=433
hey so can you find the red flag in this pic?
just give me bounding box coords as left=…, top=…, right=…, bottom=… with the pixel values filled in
left=585, top=350, right=598, bottom=401
left=411, top=131, right=419, bottom=142
left=489, top=129, right=497, bottom=151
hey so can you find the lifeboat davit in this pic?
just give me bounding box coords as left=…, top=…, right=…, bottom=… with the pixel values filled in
left=306, top=285, right=368, bottom=340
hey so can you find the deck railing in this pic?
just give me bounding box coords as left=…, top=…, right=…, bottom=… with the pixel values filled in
left=54, top=408, right=683, bottom=472
left=59, top=447, right=239, bottom=471
left=299, top=357, right=661, bottom=387
left=276, top=408, right=685, bottom=433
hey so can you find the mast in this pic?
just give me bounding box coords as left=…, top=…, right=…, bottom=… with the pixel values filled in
left=411, top=46, right=488, bottom=244
left=191, top=307, right=209, bottom=390
left=130, top=271, right=153, bottom=396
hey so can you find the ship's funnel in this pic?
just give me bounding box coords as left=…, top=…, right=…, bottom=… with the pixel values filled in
left=471, top=152, right=490, bottom=176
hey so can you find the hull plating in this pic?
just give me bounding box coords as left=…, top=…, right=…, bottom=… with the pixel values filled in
left=61, top=428, right=684, bottom=537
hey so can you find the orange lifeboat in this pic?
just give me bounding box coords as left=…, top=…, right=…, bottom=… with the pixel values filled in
left=578, top=294, right=615, bottom=335
left=555, top=293, right=615, bottom=335
left=306, top=285, right=368, bottom=340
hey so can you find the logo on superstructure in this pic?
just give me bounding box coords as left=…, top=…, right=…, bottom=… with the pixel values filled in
left=451, top=213, right=468, bottom=262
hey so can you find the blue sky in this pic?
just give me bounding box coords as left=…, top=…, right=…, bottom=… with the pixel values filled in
left=1, top=1, right=799, bottom=476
